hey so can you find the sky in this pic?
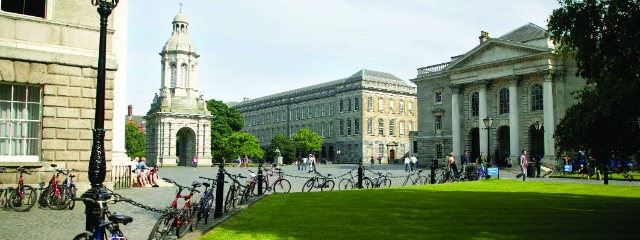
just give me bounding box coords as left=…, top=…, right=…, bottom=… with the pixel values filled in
left=126, top=0, right=561, bottom=115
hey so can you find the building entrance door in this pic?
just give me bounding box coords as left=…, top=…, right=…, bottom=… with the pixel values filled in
left=389, top=149, right=395, bottom=159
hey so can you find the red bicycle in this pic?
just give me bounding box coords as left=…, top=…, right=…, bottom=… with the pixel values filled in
left=148, top=178, right=201, bottom=239
left=8, top=166, right=38, bottom=212
left=253, top=167, right=291, bottom=194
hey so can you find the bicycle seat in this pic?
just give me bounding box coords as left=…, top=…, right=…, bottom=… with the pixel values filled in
left=203, top=182, right=210, bottom=188
left=192, top=181, right=202, bottom=188
left=109, top=214, right=133, bottom=225
left=51, top=164, right=57, bottom=168
left=70, top=174, right=76, bottom=178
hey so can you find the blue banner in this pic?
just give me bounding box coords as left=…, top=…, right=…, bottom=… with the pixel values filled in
left=564, top=165, right=572, bottom=172
left=487, top=167, right=499, bottom=176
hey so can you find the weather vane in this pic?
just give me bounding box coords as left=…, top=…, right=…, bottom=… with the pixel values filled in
left=179, top=1, right=183, bottom=12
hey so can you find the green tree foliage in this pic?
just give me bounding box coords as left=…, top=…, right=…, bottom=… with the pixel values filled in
left=548, top=0, right=640, bottom=183
left=125, top=122, right=145, bottom=158
left=206, top=99, right=244, bottom=162
left=266, top=133, right=296, bottom=164
left=219, top=131, right=263, bottom=160
left=292, top=128, right=323, bottom=157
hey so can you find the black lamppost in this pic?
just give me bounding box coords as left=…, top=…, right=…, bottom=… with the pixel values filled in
left=534, top=121, right=542, bottom=177
left=81, top=0, right=118, bottom=234
left=483, top=116, right=493, bottom=165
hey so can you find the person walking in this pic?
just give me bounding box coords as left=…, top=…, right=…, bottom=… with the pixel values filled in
left=478, top=152, right=487, bottom=173
left=192, top=155, right=198, bottom=170
left=244, top=155, right=249, bottom=168
left=404, top=156, right=410, bottom=172
left=415, top=156, right=419, bottom=169
left=377, top=156, right=381, bottom=165
left=448, top=152, right=458, bottom=175
left=410, top=155, right=417, bottom=171
left=297, top=157, right=301, bottom=170
left=461, top=151, right=469, bottom=173
left=303, top=157, right=308, bottom=171
left=517, top=150, right=527, bottom=181
left=370, top=157, right=374, bottom=168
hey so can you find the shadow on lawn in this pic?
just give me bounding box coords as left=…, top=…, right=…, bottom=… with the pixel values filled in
left=204, top=185, right=640, bottom=240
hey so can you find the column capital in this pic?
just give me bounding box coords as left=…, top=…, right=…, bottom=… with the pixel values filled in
left=477, top=80, right=491, bottom=89
left=505, top=75, right=522, bottom=86
left=537, top=69, right=554, bottom=82
left=448, top=84, right=462, bottom=94
left=553, top=70, right=566, bottom=82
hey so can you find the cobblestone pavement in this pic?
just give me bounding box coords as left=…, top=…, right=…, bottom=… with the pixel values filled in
left=1, top=164, right=637, bottom=240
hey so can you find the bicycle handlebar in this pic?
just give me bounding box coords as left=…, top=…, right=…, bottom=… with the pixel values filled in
left=162, top=178, right=201, bottom=193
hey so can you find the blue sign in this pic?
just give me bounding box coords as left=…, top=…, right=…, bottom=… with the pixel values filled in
left=487, top=167, right=499, bottom=176
left=564, top=165, right=572, bottom=172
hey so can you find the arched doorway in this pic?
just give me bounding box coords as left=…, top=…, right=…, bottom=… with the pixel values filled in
left=176, top=127, right=196, bottom=166
left=498, top=126, right=510, bottom=160
left=529, top=125, right=544, bottom=160
left=470, top=128, right=479, bottom=163
left=389, top=149, right=395, bottom=160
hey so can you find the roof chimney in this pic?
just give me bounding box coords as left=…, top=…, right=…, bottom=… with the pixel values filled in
left=479, top=31, right=489, bottom=44
left=128, top=105, right=132, bottom=117
left=243, top=97, right=249, bottom=101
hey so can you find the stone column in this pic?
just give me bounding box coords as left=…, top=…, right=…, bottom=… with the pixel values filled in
left=539, top=70, right=556, bottom=163
left=477, top=80, right=490, bottom=156
left=110, top=0, right=129, bottom=165
left=507, top=75, right=521, bottom=162
left=449, top=84, right=462, bottom=164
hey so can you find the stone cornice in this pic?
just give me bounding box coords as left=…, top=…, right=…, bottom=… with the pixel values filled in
left=449, top=52, right=555, bottom=75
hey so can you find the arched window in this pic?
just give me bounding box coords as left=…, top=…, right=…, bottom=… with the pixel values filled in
left=471, top=92, right=479, bottom=117
left=170, top=63, right=177, bottom=87
left=499, top=88, right=509, bottom=114
left=531, top=84, right=543, bottom=111
left=180, top=64, right=188, bottom=88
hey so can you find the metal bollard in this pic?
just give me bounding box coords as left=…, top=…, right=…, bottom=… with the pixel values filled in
left=257, top=164, right=263, bottom=196
left=357, top=162, right=363, bottom=189
left=214, top=164, right=225, bottom=218
left=431, top=160, right=437, bottom=184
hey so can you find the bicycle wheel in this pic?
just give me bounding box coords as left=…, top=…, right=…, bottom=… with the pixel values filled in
left=273, top=179, right=291, bottom=193
left=72, top=232, right=91, bottom=240
left=338, top=179, right=354, bottom=190
left=253, top=179, right=268, bottom=195
left=362, top=178, right=374, bottom=189
left=382, top=179, right=392, bottom=187
left=320, top=180, right=334, bottom=191
left=402, top=177, right=410, bottom=187
left=9, top=185, right=36, bottom=212
left=46, top=185, right=70, bottom=210
left=149, top=214, right=173, bottom=240
left=191, top=203, right=200, bottom=230
left=67, top=186, right=77, bottom=210
left=0, top=190, right=6, bottom=209
left=203, top=194, right=215, bottom=224
left=302, top=179, right=314, bottom=192
left=224, top=188, right=234, bottom=213
left=176, top=208, right=193, bottom=238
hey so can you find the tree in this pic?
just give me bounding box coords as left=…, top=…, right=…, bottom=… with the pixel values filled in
left=219, top=131, right=263, bottom=161
left=206, top=99, right=244, bottom=162
left=125, top=122, right=145, bottom=158
left=548, top=0, right=640, bottom=184
left=292, top=128, right=323, bottom=158
left=266, top=133, right=296, bottom=164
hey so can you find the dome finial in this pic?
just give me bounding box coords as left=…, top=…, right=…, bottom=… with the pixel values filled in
left=179, top=1, right=183, bottom=12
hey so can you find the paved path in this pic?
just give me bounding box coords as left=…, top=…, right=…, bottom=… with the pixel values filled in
left=1, top=164, right=637, bottom=240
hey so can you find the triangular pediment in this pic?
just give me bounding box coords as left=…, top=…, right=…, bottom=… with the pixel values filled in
left=446, top=39, right=552, bottom=71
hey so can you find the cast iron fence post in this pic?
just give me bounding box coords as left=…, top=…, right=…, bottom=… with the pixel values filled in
left=357, top=162, right=363, bottom=189
left=257, top=164, right=263, bottom=196
left=214, top=164, right=225, bottom=218
left=431, top=160, right=437, bottom=184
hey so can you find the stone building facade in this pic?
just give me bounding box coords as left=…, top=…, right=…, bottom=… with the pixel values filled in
left=0, top=1, right=129, bottom=185
left=144, top=12, right=214, bottom=167
left=410, top=23, right=585, bottom=166
left=234, top=69, right=417, bottom=164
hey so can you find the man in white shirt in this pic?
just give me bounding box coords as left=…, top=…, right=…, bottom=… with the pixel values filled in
left=404, top=156, right=411, bottom=172
left=410, top=155, right=417, bottom=171
left=302, top=157, right=308, bottom=171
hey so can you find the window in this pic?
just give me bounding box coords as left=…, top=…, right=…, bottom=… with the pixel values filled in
left=322, top=104, right=326, bottom=116
left=308, top=107, right=312, bottom=118
left=330, top=103, right=334, bottom=116
left=367, top=97, right=373, bottom=111
left=347, top=119, right=352, bottom=135
left=367, top=118, right=373, bottom=135
left=399, top=100, right=404, bottom=114
left=282, top=110, right=286, bottom=122
left=261, top=114, right=265, bottom=124
left=315, top=105, right=319, bottom=118
left=399, top=121, right=405, bottom=137
left=339, top=99, right=344, bottom=113
left=271, top=128, right=274, bottom=138
left=354, top=97, right=359, bottom=111
left=315, top=123, right=319, bottom=134
left=435, top=115, right=442, bottom=130
left=389, top=98, right=395, bottom=113
left=354, top=118, right=360, bottom=134
left=290, top=127, right=293, bottom=137
left=409, top=121, right=414, bottom=131
left=170, top=63, right=177, bottom=87
left=436, top=144, right=443, bottom=159
left=471, top=92, right=479, bottom=117
left=180, top=64, right=188, bottom=87
left=0, top=84, right=42, bottom=160
left=271, top=112, right=275, bottom=123
left=389, top=120, right=395, bottom=136
left=378, top=119, right=384, bottom=136
left=408, top=101, right=413, bottom=114
left=322, top=123, right=326, bottom=138
left=301, top=107, right=306, bottom=119
left=296, top=108, right=300, bottom=120
left=347, top=98, right=351, bottom=112
left=329, top=122, right=334, bottom=137
left=531, top=84, right=543, bottom=111
left=435, top=91, right=442, bottom=104
left=378, top=98, right=384, bottom=113
left=289, top=110, right=293, bottom=121
left=252, top=116, right=256, bottom=126
left=379, top=144, right=384, bottom=155
left=1, top=0, right=46, bottom=18
left=500, top=88, right=509, bottom=114
left=339, top=120, right=344, bottom=136
left=413, top=141, right=418, bottom=153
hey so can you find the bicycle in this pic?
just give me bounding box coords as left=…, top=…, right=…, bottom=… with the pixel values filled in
left=367, top=171, right=392, bottom=188
left=302, top=169, right=335, bottom=192
left=7, top=166, right=38, bottom=212
left=195, top=176, right=224, bottom=225
left=223, top=173, right=246, bottom=213
left=149, top=178, right=202, bottom=239
left=238, top=171, right=257, bottom=204
left=402, top=169, right=428, bottom=186
left=72, top=195, right=133, bottom=240
left=253, top=167, right=291, bottom=194
left=43, top=166, right=78, bottom=210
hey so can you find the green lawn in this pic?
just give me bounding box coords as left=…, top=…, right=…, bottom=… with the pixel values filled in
left=200, top=180, right=640, bottom=240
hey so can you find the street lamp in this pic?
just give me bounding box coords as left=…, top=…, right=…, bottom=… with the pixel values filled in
left=483, top=116, right=493, bottom=165
left=82, top=0, right=118, bottom=235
